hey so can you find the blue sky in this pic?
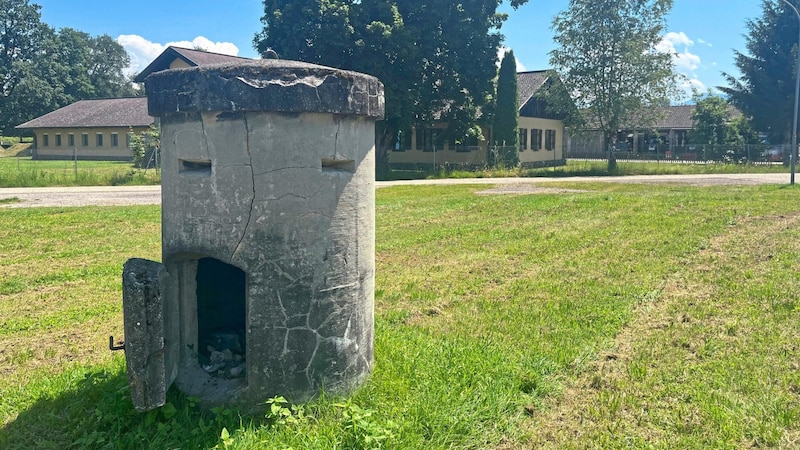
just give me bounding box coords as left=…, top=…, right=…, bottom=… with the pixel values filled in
left=33, top=0, right=764, bottom=99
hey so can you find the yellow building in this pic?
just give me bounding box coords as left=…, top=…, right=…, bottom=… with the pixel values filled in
left=15, top=97, right=152, bottom=161
left=388, top=70, right=568, bottom=169
left=15, top=47, right=249, bottom=161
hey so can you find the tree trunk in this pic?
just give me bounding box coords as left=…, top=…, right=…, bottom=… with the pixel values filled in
left=375, top=124, right=395, bottom=175
left=606, top=132, right=618, bottom=172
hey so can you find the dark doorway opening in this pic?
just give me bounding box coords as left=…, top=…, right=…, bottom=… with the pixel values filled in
left=196, top=257, right=246, bottom=378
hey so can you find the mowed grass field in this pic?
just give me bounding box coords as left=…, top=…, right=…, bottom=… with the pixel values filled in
left=0, top=157, right=160, bottom=187
left=1, top=182, right=799, bottom=449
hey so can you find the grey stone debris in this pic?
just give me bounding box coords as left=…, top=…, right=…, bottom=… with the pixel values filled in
left=121, top=59, right=384, bottom=412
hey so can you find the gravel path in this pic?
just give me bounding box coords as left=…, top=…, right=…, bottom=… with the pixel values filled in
left=0, top=173, right=792, bottom=208
left=0, top=186, right=161, bottom=208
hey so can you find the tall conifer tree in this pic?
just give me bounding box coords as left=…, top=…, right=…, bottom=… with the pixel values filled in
left=492, top=50, right=519, bottom=166
left=721, top=0, right=799, bottom=145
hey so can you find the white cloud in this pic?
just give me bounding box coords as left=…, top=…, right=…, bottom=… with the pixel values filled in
left=657, top=31, right=700, bottom=72
left=696, top=38, right=712, bottom=47
left=658, top=31, right=693, bottom=50
left=117, top=34, right=240, bottom=76
left=657, top=31, right=706, bottom=96
left=496, top=46, right=527, bottom=72
left=681, top=76, right=706, bottom=93
left=675, top=51, right=701, bottom=72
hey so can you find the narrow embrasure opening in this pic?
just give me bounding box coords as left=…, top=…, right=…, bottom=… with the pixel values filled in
left=196, top=257, right=246, bottom=379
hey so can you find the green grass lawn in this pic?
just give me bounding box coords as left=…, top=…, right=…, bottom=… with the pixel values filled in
left=382, top=159, right=791, bottom=181
left=0, top=157, right=160, bottom=187
left=1, top=183, right=798, bottom=449
left=0, top=154, right=789, bottom=188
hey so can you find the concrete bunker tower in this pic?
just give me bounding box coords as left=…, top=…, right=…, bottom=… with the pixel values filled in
left=121, top=60, right=384, bottom=411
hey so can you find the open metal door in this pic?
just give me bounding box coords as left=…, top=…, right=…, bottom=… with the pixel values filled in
left=122, top=258, right=175, bottom=412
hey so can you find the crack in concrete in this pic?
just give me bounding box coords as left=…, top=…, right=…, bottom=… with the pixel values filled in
left=318, top=281, right=359, bottom=293
left=231, top=113, right=256, bottom=263
left=311, top=303, right=343, bottom=337
left=305, top=342, right=319, bottom=388
left=276, top=290, right=289, bottom=326
left=268, top=261, right=297, bottom=283
left=265, top=185, right=324, bottom=203
left=334, top=117, right=341, bottom=156
left=253, top=165, right=314, bottom=176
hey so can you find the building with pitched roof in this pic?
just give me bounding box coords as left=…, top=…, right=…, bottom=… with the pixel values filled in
left=15, top=97, right=152, bottom=160
left=566, top=105, right=711, bottom=158
left=387, top=70, right=568, bottom=168
left=18, top=48, right=569, bottom=166
left=15, top=46, right=247, bottom=161
left=133, top=46, right=251, bottom=82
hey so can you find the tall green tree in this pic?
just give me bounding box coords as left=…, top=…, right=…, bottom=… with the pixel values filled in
left=254, top=0, right=530, bottom=167
left=85, top=34, right=135, bottom=98
left=689, top=93, right=757, bottom=161
left=0, top=0, right=134, bottom=134
left=0, top=0, right=52, bottom=133
left=56, top=28, right=96, bottom=100
left=549, top=0, right=679, bottom=171
left=689, top=94, right=738, bottom=146
left=721, top=0, right=798, bottom=145
left=492, top=49, right=519, bottom=167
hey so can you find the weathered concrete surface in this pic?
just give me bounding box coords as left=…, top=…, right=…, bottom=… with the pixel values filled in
left=146, top=60, right=384, bottom=119
left=137, top=61, right=383, bottom=409
left=122, top=258, right=174, bottom=412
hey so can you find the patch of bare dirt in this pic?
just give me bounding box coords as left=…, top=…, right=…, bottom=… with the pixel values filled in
left=475, top=184, right=588, bottom=195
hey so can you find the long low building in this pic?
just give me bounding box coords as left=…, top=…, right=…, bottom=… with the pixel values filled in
left=15, top=97, right=153, bottom=161
left=14, top=47, right=257, bottom=161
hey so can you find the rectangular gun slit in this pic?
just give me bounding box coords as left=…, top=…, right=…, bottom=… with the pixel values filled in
left=321, top=158, right=355, bottom=173
left=180, top=159, right=212, bottom=175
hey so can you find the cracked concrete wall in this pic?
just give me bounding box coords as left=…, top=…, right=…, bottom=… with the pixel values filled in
left=145, top=60, right=383, bottom=408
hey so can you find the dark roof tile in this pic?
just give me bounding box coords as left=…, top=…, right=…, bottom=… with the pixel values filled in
left=517, top=70, right=550, bottom=108
left=16, top=97, right=152, bottom=129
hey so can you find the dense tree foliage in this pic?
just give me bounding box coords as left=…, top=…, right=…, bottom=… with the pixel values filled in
left=130, top=124, right=160, bottom=168
left=689, top=93, right=757, bottom=161
left=690, top=94, right=745, bottom=145
left=254, top=0, right=529, bottom=166
left=492, top=49, right=519, bottom=166
left=549, top=0, right=679, bottom=171
left=0, top=0, right=134, bottom=134
left=721, top=0, right=799, bottom=145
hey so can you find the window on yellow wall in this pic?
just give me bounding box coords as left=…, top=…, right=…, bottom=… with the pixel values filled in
left=394, top=128, right=412, bottom=152
left=417, top=128, right=440, bottom=152
left=82, top=133, right=89, bottom=146
left=42, top=134, right=49, bottom=147
left=111, top=133, right=119, bottom=147
left=532, top=129, right=542, bottom=151
left=519, top=128, right=528, bottom=151
left=96, top=133, right=104, bottom=147
left=68, top=134, right=75, bottom=147
left=402, top=128, right=413, bottom=150
left=55, top=134, right=62, bottom=147
left=545, top=129, right=556, bottom=151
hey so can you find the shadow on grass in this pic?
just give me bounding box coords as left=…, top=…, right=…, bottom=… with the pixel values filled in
left=0, top=368, right=245, bottom=449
